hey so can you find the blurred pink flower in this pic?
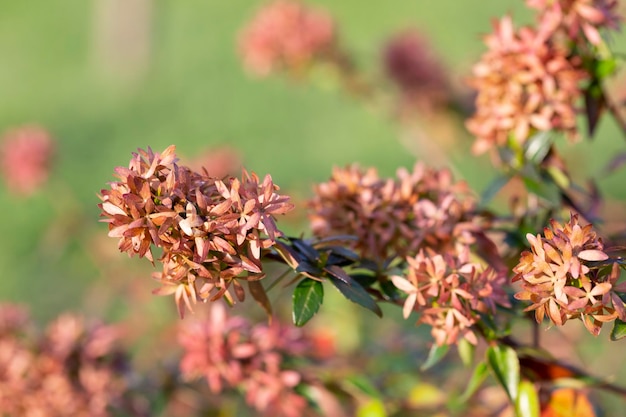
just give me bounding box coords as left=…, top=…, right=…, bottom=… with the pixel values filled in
left=0, top=305, right=127, bottom=417
left=185, top=145, right=242, bottom=179
left=0, top=125, right=55, bottom=196
left=383, top=29, right=451, bottom=112
left=527, top=0, right=621, bottom=45
left=239, top=0, right=336, bottom=76
left=178, top=302, right=310, bottom=417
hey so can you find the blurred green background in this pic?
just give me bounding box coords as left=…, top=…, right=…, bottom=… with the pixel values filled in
left=1, top=0, right=626, bottom=412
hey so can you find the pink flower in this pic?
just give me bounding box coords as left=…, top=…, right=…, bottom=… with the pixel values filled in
left=0, top=125, right=55, bottom=196
left=383, top=29, right=450, bottom=111
left=466, top=16, right=587, bottom=154
left=239, top=0, right=336, bottom=76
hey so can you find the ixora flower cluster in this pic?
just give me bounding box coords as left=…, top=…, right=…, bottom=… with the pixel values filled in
left=0, top=304, right=127, bottom=417
left=98, top=146, right=294, bottom=317
left=238, top=0, right=336, bottom=77
left=178, top=302, right=311, bottom=417
left=513, top=214, right=626, bottom=335
left=466, top=0, right=621, bottom=154
left=392, top=249, right=510, bottom=346
left=308, top=163, right=482, bottom=264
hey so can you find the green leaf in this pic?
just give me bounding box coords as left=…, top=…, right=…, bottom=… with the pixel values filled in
left=346, top=375, right=381, bottom=398
left=594, top=57, right=617, bottom=79
left=458, top=338, right=475, bottom=367
left=460, top=362, right=489, bottom=402
left=521, top=174, right=560, bottom=206
left=421, top=343, right=449, bottom=371
left=248, top=280, right=272, bottom=317
left=486, top=344, right=520, bottom=402
left=480, top=174, right=510, bottom=206
left=328, top=274, right=382, bottom=317
left=524, top=131, right=553, bottom=164
left=295, top=260, right=323, bottom=277
left=292, top=279, right=324, bottom=326
left=291, top=238, right=320, bottom=261
left=515, top=380, right=540, bottom=417
left=610, top=318, right=626, bottom=341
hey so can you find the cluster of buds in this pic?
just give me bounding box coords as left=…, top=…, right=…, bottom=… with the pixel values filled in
left=513, top=214, right=626, bottom=335
left=466, top=0, right=621, bottom=154
left=392, top=249, right=510, bottom=346
left=239, top=0, right=337, bottom=77
left=382, top=29, right=451, bottom=113
left=308, top=162, right=480, bottom=264
left=178, top=302, right=311, bottom=417
left=0, top=304, right=127, bottom=417
left=0, top=125, right=55, bottom=196
left=99, top=146, right=294, bottom=317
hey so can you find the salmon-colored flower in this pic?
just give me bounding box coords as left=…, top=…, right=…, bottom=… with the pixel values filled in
left=466, top=16, right=587, bottom=154
left=0, top=305, right=127, bottom=417
left=99, top=146, right=294, bottom=317
left=239, top=0, right=336, bottom=76
left=178, top=302, right=310, bottom=417
left=392, top=249, right=509, bottom=346
left=309, top=162, right=480, bottom=264
left=0, top=125, right=55, bottom=196
left=513, top=214, right=625, bottom=334
left=526, top=0, right=621, bottom=45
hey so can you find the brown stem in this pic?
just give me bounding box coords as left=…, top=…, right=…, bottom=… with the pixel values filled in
left=603, top=87, right=626, bottom=138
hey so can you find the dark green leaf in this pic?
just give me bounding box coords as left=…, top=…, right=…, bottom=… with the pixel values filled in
left=480, top=174, right=510, bottom=206
left=421, top=343, right=449, bottom=371
left=324, top=265, right=352, bottom=284
left=610, top=318, right=626, bottom=341
left=460, top=362, right=488, bottom=401
left=380, top=279, right=400, bottom=299
left=292, top=279, right=324, bottom=326
left=487, top=345, right=520, bottom=402
left=521, top=174, right=560, bottom=206
left=515, top=380, right=540, bottom=417
left=291, top=238, right=319, bottom=261
left=248, top=280, right=272, bottom=317
left=328, top=275, right=382, bottom=317
left=295, top=260, right=323, bottom=276
left=350, top=273, right=378, bottom=288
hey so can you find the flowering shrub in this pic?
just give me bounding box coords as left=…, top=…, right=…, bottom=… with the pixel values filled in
left=5, top=0, right=626, bottom=416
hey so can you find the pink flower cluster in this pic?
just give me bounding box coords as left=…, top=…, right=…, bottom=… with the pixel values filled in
left=0, top=125, right=55, bottom=196
left=239, top=0, right=336, bottom=76
left=466, top=16, right=585, bottom=154
left=513, top=214, right=626, bottom=335
left=0, top=304, right=126, bottom=417
left=308, top=163, right=479, bottom=263
left=526, top=0, right=620, bottom=45
left=466, top=0, right=621, bottom=154
left=178, top=303, right=310, bottom=417
left=392, top=249, right=509, bottom=346
left=99, top=146, right=294, bottom=317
